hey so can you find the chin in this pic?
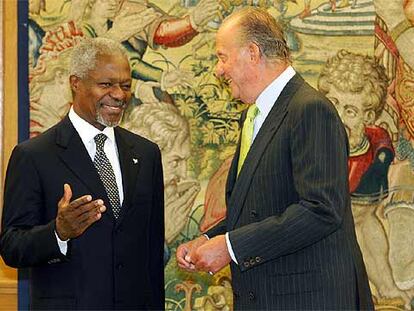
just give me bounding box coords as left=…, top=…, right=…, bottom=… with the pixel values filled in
left=97, top=114, right=123, bottom=128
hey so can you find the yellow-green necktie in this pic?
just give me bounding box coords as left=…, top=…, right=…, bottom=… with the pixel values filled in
left=237, top=104, right=259, bottom=175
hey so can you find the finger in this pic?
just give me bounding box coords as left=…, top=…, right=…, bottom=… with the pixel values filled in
left=177, top=261, right=196, bottom=271
left=178, top=263, right=196, bottom=272
left=69, top=194, right=93, bottom=209
left=177, top=257, right=191, bottom=269
left=78, top=206, right=105, bottom=230
left=75, top=199, right=105, bottom=217
left=176, top=247, right=191, bottom=268
left=63, top=184, right=72, bottom=203
left=79, top=205, right=104, bottom=224
left=58, top=183, right=73, bottom=208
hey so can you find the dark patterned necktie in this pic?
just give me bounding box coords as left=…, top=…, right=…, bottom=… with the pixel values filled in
left=93, top=133, right=121, bottom=218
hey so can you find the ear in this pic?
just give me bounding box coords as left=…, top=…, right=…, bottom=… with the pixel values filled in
left=69, top=75, right=80, bottom=92
left=248, top=42, right=261, bottom=63
left=364, top=110, right=376, bottom=125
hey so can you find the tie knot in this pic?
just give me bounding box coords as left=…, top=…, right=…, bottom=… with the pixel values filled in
left=94, top=133, right=107, bottom=151
left=247, top=104, right=259, bottom=120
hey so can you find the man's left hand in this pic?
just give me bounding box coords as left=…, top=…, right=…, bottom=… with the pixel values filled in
left=191, top=234, right=231, bottom=274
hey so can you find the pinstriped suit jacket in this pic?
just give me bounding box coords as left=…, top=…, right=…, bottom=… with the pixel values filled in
left=207, top=74, right=373, bottom=310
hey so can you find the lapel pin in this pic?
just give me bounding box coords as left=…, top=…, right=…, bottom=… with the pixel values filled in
left=132, top=158, right=138, bottom=164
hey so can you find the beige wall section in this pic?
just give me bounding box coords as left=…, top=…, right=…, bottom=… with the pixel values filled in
left=1, top=0, right=18, bottom=310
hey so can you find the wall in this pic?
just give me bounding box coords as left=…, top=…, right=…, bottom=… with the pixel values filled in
left=0, top=0, right=18, bottom=309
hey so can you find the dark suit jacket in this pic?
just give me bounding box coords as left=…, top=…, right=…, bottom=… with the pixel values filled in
left=207, top=74, right=373, bottom=310
left=0, top=116, right=164, bottom=310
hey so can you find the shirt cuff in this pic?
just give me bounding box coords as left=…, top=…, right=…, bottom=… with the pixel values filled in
left=225, top=232, right=238, bottom=264
left=54, top=231, right=69, bottom=255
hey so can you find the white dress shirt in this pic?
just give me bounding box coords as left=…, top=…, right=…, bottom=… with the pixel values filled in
left=55, top=107, right=124, bottom=254
left=225, top=66, right=296, bottom=264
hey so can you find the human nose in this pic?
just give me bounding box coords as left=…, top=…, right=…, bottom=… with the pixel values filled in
left=110, top=84, right=129, bottom=100
left=215, top=61, right=224, bottom=78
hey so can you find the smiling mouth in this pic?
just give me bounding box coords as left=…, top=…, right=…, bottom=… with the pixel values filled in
left=103, top=104, right=123, bottom=111
left=99, top=101, right=126, bottom=111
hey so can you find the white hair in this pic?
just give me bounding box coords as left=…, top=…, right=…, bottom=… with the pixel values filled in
left=69, top=37, right=129, bottom=79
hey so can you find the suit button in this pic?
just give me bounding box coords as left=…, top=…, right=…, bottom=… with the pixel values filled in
left=243, top=261, right=250, bottom=268
left=250, top=258, right=255, bottom=265
left=248, top=291, right=256, bottom=301
left=250, top=210, right=258, bottom=218
left=117, top=263, right=124, bottom=269
left=255, top=256, right=261, bottom=263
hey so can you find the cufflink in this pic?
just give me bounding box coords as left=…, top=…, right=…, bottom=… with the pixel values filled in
left=208, top=271, right=213, bottom=275
left=132, top=158, right=138, bottom=164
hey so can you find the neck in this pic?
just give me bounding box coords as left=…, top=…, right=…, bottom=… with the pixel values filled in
left=251, top=61, right=289, bottom=102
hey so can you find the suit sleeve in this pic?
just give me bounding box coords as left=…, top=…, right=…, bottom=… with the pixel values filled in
left=228, top=98, right=350, bottom=271
left=205, top=219, right=227, bottom=238
left=0, top=145, right=65, bottom=268
left=147, top=146, right=165, bottom=309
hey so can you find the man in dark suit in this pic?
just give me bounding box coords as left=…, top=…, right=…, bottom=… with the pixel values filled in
left=0, top=37, right=164, bottom=310
left=176, top=7, right=373, bottom=310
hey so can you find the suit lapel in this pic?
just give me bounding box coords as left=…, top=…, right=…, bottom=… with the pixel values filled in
left=227, top=74, right=305, bottom=229
left=56, top=117, right=112, bottom=218
left=114, top=128, right=140, bottom=222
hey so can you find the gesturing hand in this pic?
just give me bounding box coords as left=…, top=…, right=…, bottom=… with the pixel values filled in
left=56, top=184, right=106, bottom=241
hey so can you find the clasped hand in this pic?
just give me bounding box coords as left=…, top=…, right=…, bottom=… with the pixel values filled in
left=176, top=234, right=231, bottom=274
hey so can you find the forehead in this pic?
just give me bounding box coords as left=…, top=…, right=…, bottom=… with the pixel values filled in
left=216, top=22, right=241, bottom=51
left=88, top=54, right=131, bottom=80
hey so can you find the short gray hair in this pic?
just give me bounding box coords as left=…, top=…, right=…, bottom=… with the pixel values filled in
left=224, top=7, right=290, bottom=63
left=69, top=37, right=129, bottom=79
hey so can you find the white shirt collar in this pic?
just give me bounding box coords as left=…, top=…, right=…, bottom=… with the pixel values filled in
left=68, top=106, right=116, bottom=147
left=255, top=65, right=296, bottom=117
